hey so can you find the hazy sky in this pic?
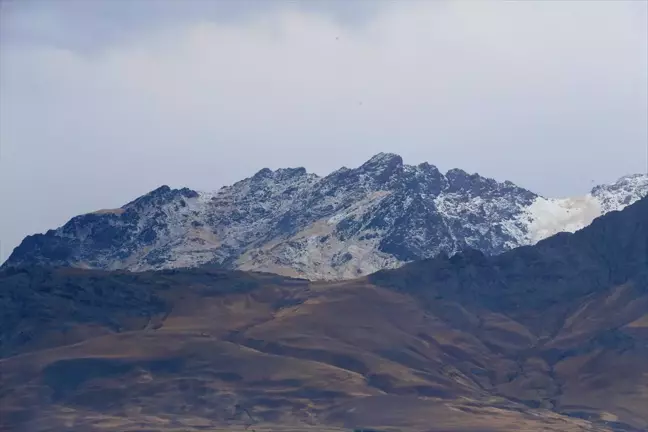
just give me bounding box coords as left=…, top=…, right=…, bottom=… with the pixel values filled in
left=1, top=0, right=647, bottom=262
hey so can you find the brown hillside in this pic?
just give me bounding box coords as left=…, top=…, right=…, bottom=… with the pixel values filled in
left=1, top=198, right=647, bottom=432
left=0, top=268, right=645, bottom=432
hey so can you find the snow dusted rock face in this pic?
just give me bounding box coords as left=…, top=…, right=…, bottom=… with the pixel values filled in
left=4, top=154, right=647, bottom=279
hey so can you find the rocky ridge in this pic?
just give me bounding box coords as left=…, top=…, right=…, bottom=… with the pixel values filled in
left=3, top=153, right=647, bottom=279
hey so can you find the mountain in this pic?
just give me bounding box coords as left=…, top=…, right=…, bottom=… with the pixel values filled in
left=3, top=153, right=647, bottom=279
left=1, top=197, right=647, bottom=432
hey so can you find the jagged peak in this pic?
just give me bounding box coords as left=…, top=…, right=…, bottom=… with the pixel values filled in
left=416, top=161, right=441, bottom=172
left=591, top=173, right=648, bottom=194
left=361, top=152, right=403, bottom=168
left=445, top=168, right=483, bottom=189
left=276, top=167, right=306, bottom=174
left=151, top=185, right=172, bottom=194
left=445, top=168, right=471, bottom=178
left=123, top=185, right=198, bottom=209
left=142, top=185, right=198, bottom=198
left=610, top=173, right=647, bottom=186
left=356, top=153, right=404, bottom=184
left=445, top=168, right=523, bottom=187
left=252, top=167, right=273, bottom=179
left=251, top=166, right=313, bottom=181
left=442, top=169, right=535, bottom=199
left=274, top=167, right=311, bottom=180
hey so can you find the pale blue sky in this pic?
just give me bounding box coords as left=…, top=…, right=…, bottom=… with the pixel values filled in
left=1, top=0, right=647, bottom=262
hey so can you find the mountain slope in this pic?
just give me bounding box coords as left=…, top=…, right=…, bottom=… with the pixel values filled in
left=4, top=153, right=647, bottom=279
left=1, top=198, right=647, bottom=431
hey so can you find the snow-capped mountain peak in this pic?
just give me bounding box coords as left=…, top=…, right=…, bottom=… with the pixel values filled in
left=591, top=173, right=648, bottom=213
left=3, top=154, right=647, bottom=280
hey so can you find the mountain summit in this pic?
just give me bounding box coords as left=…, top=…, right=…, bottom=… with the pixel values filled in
left=4, top=154, right=647, bottom=279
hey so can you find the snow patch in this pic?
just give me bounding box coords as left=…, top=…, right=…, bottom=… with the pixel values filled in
left=523, top=196, right=602, bottom=243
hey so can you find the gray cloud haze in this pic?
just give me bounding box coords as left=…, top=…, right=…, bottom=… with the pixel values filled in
left=1, top=0, right=647, bottom=262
